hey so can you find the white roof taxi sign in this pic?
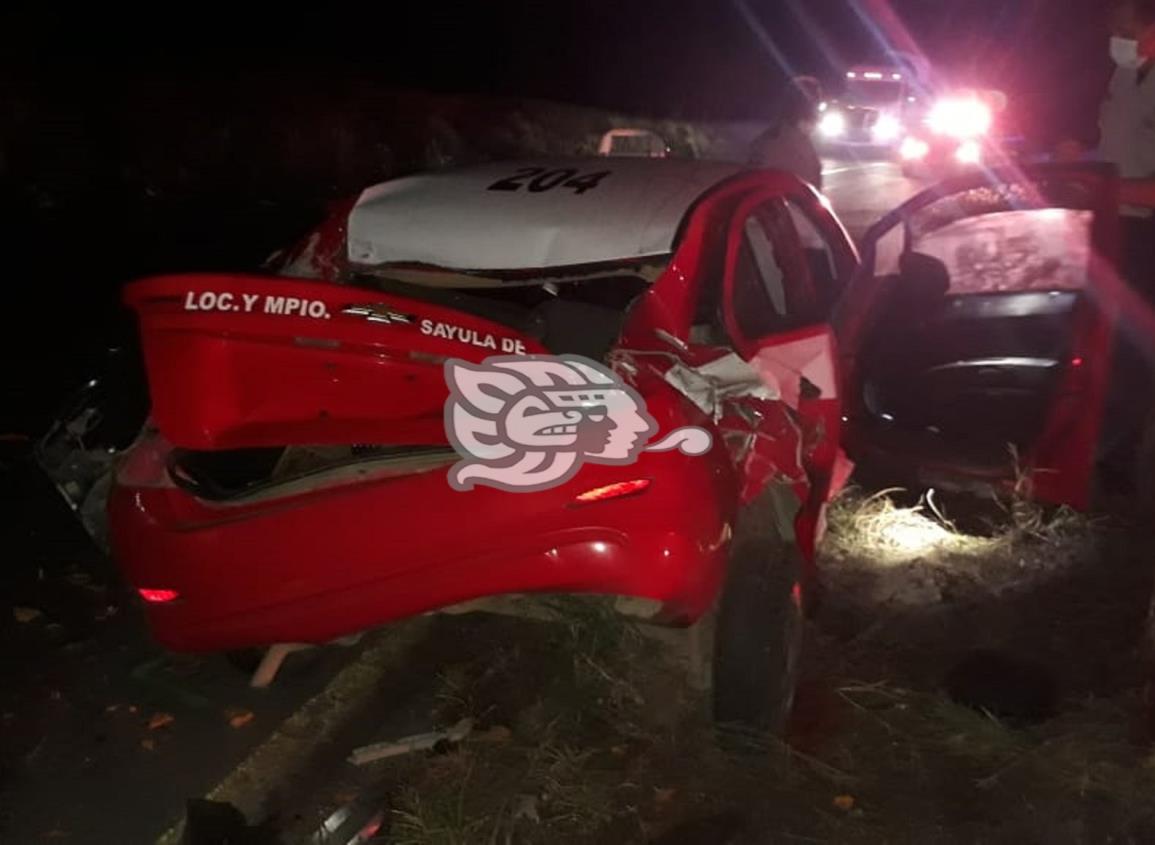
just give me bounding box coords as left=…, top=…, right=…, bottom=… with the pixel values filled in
left=347, top=158, right=743, bottom=272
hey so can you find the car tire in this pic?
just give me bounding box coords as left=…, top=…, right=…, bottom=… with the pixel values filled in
left=712, top=494, right=804, bottom=737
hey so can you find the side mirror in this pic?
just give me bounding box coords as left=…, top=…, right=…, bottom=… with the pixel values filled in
left=896, top=251, right=950, bottom=310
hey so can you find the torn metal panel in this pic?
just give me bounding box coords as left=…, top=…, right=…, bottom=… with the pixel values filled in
left=36, top=346, right=149, bottom=550
left=623, top=348, right=815, bottom=506
left=749, top=332, right=838, bottom=410
left=347, top=717, right=474, bottom=765
left=719, top=401, right=810, bottom=505
left=661, top=352, right=779, bottom=420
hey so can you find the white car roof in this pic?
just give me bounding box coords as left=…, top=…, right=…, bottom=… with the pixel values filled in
left=347, top=158, right=744, bottom=272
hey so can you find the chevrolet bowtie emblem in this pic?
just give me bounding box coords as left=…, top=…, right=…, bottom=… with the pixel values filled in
left=340, top=303, right=416, bottom=325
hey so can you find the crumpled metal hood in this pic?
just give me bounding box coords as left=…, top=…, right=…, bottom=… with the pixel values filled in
left=346, top=158, right=743, bottom=271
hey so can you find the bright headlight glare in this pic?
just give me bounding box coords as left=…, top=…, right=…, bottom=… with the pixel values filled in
left=872, top=114, right=902, bottom=142
left=955, top=138, right=982, bottom=164
left=819, top=111, right=847, bottom=138
left=900, top=136, right=930, bottom=160
left=928, top=98, right=992, bottom=139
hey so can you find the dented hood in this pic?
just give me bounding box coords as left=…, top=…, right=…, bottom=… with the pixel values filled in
left=346, top=158, right=743, bottom=271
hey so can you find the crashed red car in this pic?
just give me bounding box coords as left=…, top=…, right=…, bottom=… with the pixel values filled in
left=108, top=158, right=1121, bottom=731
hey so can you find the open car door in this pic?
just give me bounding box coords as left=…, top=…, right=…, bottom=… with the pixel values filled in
left=718, top=184, right=858, bottom=562
left=837, top=163, right=1122, bottom=508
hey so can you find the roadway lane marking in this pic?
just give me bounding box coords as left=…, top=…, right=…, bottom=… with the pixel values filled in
left=822, top=162, right=894, bottom=176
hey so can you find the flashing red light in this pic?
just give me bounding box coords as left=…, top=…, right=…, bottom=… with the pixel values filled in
left=927, top=98, right=993, bottom=139
left=572, top=479, right=651, bottom=505
left=1071, top=357, right=1084, bottom=368
left=138, top=588, right=180, bottom=604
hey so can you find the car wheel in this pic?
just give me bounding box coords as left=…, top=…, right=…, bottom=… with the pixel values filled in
left=712, top=495, right=804, bottom=737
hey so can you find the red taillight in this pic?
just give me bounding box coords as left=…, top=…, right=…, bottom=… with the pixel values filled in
left=1071, top=357, right=1084, bottom=368
left=572, top=479, right=651, bottom=505
left=138, top=588, right=180, bottom=604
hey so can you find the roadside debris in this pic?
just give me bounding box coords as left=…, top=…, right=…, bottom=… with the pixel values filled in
left=226, top=708, right=256, bottom=729
left=347, top=717, right=474, bottom=766
left=148, top=712, right=176, bottom=731
left=308, top=797, right=388, bottom=845
left=250, top=642, right=314, bottom=688
left=13, top=606, right=43, bottom=623
left=832, top=794, right=856, bottom=812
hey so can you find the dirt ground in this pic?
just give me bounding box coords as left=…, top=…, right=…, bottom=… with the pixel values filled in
left=218, top=489, right=1155, bottom=845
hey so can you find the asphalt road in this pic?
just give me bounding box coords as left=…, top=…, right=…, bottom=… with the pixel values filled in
left=707, top=121, right=925, bottom=243
left=820, top=156, right=925, bottom=243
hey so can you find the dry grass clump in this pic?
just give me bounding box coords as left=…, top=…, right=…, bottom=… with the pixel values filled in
left=823, top=486, right=1097, bottom=580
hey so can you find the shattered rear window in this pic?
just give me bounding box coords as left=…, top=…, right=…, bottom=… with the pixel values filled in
left=908, top=180, right=1098, bottom=241
left=347, top=262, right=662, bottom=359
left=891, top=178, right=1100, bottom=294
left=912, top=209, right=1093, bottom=293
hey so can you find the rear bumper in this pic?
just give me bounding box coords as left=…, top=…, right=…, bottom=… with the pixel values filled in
left=109, top=434, right=733, bottom=652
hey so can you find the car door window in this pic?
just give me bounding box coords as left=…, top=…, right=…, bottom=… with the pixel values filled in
left=787, top=201, right=843, bottom=312
left=731, top=199, right=821, bottom=342
left=690, top=199, right=740, bottom=347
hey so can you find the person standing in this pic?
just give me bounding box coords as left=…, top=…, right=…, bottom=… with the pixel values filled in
left=1095, top=0, right=1155, bottom=496
left=749, top=76, right=824, bottom=190
left=1101, top=0, right=1155, bottom=296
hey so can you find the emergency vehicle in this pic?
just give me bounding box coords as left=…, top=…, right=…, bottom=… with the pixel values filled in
left=898, top=88, right=1021, bottom=177
left=817, top=64, right=921, bottom=149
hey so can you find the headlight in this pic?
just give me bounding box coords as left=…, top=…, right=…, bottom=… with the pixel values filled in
left=872, top=114, right=902, bottom=142
left=900, top=136, right=930, bottom=161
left=955, top=139, right=983, bottom=164
left=819, top=111, right=847, bottom=138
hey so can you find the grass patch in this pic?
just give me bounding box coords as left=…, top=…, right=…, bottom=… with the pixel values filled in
left=364, top=607, right=1155, bottom=844
left=823, top=486, right=1095, bottom=568
left=342, top=498, right=1153, bottom=844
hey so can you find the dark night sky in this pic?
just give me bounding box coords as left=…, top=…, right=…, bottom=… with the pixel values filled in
left=0, top=0, right=1121, bottom=430
left=0, top=0, right=1111, bottom=126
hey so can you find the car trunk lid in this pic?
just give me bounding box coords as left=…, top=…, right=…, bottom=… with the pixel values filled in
left=125, top=273, right=550, bottom=451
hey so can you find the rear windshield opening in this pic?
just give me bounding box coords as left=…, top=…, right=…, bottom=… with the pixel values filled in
left=169, top=444, right=454, bottom=501
left=347, top=262, right=661, bottom=359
